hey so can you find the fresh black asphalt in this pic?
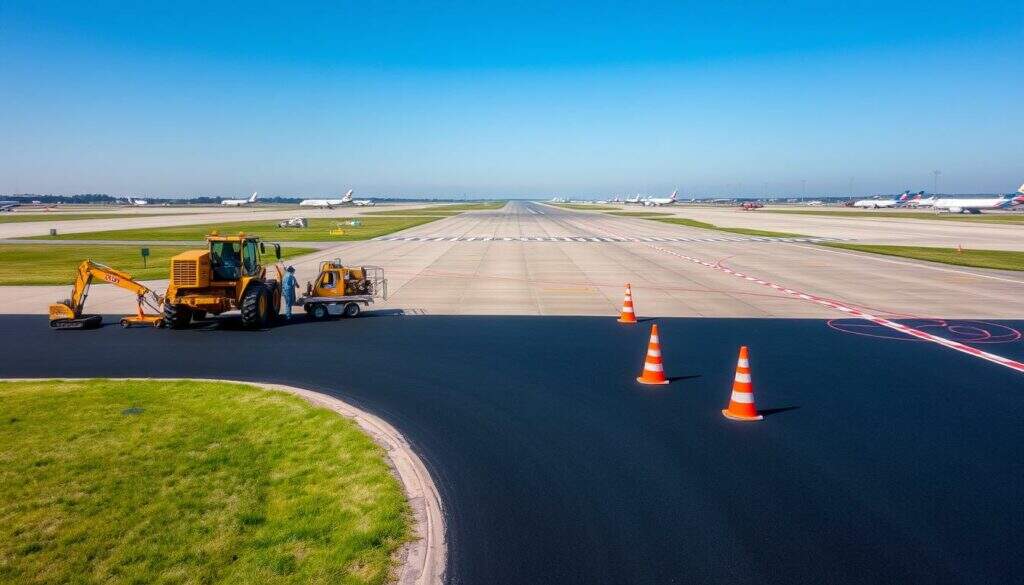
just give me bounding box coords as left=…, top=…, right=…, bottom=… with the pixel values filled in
left=2, top=314, right=1022, bottom=584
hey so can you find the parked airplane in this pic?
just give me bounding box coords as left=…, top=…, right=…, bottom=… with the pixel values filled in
left=624, top=195, right=643, bottom=205
left=804, top=200, right=824, bottom=206
left=222, top=192, right=259, bottom=206
left=904, top=192, right=935, bottom=208
left=299, top=189, right=354, bottom=208
left=643, top=190, right=678, bottom=206
left=125, top=196, right=149, bottom=206
left=852, top=191, right=911, bottom=209
left=932, top=192, right=1024, bottom=214
left=0, top=200, right=21, bottom=211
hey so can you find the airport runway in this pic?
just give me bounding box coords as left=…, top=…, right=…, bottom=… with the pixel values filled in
left=2, top=314, right=1021, bottom=584
left=3, top=202, right=1022, bottom=318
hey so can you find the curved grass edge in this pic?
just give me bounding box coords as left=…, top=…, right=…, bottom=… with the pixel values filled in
left=1, top=377, right=447, bottom=585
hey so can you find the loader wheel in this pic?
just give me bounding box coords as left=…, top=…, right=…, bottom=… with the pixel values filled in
left=240, top=285, right=271, bottom=329
left=265, top=282, right=281, bottom=322
left=343, top=302, right=361, bottom=318
left=163, top=303, right=192, bottom=329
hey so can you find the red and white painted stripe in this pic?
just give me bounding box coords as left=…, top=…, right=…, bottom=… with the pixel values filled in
left=584, top=218, right=1024, bottom=374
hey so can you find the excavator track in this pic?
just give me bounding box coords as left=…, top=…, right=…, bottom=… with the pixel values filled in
left=50, top=315, right=103, bottom=330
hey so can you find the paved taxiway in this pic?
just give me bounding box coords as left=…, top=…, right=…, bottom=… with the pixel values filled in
left=3, top=202, right=1022, bottom=318
left=3, top=315, right=1021, bottom=584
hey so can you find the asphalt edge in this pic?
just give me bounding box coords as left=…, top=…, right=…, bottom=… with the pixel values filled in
left=1, top=377, right=446, bottom=585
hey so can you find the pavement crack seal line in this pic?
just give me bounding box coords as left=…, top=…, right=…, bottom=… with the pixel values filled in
left=2, top=377, right=447, bottom=585
left=585, top=219, right=1024, bottom=374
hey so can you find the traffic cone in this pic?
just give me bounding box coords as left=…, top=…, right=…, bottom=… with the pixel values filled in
left=722, top=346, right=763, bottom=421
left=617, top=283, right=638, bottom=324
left=636, top=324, right=670, bottom=385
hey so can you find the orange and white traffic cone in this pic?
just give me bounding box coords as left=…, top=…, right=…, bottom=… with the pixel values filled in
left=636, top=323, right=670, bottom=385
left=617, top=283, right=638, bottom=324
left=722, top=346, right=763, bottom=421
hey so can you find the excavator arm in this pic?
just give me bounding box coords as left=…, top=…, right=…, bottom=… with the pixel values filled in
left=50, top=260, right=163, bottom=330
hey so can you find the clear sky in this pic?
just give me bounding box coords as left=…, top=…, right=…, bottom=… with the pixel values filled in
left=1, top=1, right=1021, bottom=198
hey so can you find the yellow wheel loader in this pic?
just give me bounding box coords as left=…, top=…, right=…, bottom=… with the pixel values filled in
left=162, top=232, right=283, bottom=329
left=49, top=261, right=164, bottom=330
left=299, top=260, right=387, bottom=320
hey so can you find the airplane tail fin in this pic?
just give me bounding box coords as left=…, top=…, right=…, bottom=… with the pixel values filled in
left=341, top=189, right=353, bottom=202
left=249, top=192, right=258, bottom=203
left=670, top=190, right=677, bottom=201
left=1018, top=183, right=1024, bottom=195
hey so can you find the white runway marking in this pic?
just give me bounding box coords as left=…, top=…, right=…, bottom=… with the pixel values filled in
left=375, top=235, right=844, bottom=243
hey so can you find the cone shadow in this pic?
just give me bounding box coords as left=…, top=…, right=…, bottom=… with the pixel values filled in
left=758, top=406, right=800, bottom=417
left=667, top=375, right=701, bottom=383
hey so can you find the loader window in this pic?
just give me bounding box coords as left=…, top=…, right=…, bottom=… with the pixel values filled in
left=210, top=242, right=242, bottom=280
left=242, top=240, right=258, bottom=275
left=320, top=272, right=336, bottom=289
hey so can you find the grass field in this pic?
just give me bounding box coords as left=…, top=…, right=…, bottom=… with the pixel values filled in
left=651, top=217, right=810, bottom=238
left=604, top=211, right=673, bottom=217
left=0, top=212, right=183, bottom=224
left=364, top=201, right=506, bottom=216
left=822, top=243, right=1024, bottom=271
left=27, top=216, right=441, bottom=242
left=548, top=203, right=620, bottom=211
left=765, top=209, right=1024, bottom=224
left=0, top=380, right=410, bottom=584
left=0, top=244, right=315, bottom=285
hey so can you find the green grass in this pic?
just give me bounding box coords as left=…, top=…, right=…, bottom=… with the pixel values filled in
left=0, top=379, right=410, bottom=584
left=548, top=203, right=620, bottom=211
left=0, top=244, right=315, bottom=285
left=363, top=202, right=506, bottom=216
left=765, top=209, right=1024, bottom=224
left=0, top=212, right=183, bottom=224
left=822, top=243, right=1024, bottom=271
left=25, top=216, right=441, bottom=242
left=651, top=218, right=810, bottom=238
left=604, top=211, right=673, bottom=217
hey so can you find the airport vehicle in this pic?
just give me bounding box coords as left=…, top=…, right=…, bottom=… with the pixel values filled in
left=932, top=193, right=1024, bottom=214
left=299, top=259, right=387, bottom=320
left=163, top=232, right=283, bottom=329
left=278, top=217, right=308, bottom=228
left=739, top=201, right=763, bottom=210
left=300, top=189, right=354, bottom=208
left=852, top=191, right=911, bottom=209
left=221, top=192, right=259, bottom=206
left=643, top=190, right=678, bottom=206
left=49, top=260, right=164, bottom=330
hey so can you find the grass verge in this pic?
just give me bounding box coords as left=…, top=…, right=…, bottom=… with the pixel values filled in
left=548, top=203, right=620, bottom=211
left=0, top=379, right=410, bottom=584
left=821, top=243, right=1024, bottom=271
left=24, top=216, right=441, bottom=243
left=0, top=244, right=315, bottom=285
left=604, top=211, right=673, bottom=217
left=764, top=209, right=1024, bottom=224
left=651, top=217, right=810, bottom=238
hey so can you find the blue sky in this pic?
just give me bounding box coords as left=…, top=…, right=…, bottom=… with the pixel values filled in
left=1, top=1, right=1021, bottom=197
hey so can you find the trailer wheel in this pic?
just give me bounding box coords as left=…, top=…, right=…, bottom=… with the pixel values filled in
left=120, top=318, right=131, bottom=328
left=343, top=302, right=361, bottom=318
left=310, top=303, right=329, bottom=320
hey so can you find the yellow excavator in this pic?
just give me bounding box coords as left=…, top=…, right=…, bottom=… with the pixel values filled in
left=49, top=261, right=165, bottom=330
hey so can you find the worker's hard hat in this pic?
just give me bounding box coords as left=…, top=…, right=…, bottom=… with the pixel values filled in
left=286, top=265, right=295, bottom=272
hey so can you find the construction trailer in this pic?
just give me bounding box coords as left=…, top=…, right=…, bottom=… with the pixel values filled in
left=299, top=259, right=387, bottom=319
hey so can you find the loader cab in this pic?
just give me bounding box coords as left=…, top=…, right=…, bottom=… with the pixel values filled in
left=207, top=234, right=280, bottom=281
